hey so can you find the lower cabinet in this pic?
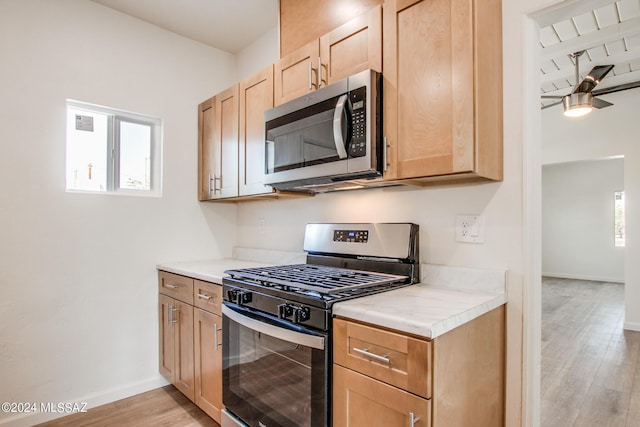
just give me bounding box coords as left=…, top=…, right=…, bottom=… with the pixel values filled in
left=333, top=364, right=431, bottom=427
left=158, top=293, right=194, bottom=401
left=333, top=306, right=505, bottom=427
left=158, top=271, right=224, bottom=424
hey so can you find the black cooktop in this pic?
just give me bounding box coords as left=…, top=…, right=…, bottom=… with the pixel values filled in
left=224, top=264, right=409, bottom=295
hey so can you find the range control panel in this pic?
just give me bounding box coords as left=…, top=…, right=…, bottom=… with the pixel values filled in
left=333, top=229, right=369, bottom=243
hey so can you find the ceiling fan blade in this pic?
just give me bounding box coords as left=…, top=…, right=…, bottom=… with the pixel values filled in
left=541, top=95, right=565, bottom=99
left=573, top=65, right=614, bottom=94
left=592, top=97, right=613, bottom=109
left=593, top=80, right=640, bottom=96
left=541, top=101, right=562, bottom=110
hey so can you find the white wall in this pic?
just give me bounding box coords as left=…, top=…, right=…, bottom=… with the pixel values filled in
left=542, top=159, right=625, bottom=282
left=542, top=90, right=640, bottom=331
left=236, top=27, right=279, bottom=81
left=0, top=1, right=238, bottom=425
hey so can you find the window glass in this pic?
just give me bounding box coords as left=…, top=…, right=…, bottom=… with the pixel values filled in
left=66, top=100, right=161, bottom=196
left=66, top=108, right=109, bottom=192
left=119, top=121, right=151, bottom=191
left=615, top=191, right=625, bottom=247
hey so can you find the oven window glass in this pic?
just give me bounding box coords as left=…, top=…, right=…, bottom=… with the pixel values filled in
left=265, top=95, right=349, bottom=173
left=223, top=311, right=327, bottom=427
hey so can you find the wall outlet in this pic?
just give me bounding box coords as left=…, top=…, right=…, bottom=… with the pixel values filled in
left=258, top=218, right=266, bottom=235
left=456, top=215, right=485, bottom=243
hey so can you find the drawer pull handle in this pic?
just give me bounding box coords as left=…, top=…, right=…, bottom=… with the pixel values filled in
left=197, top=293, right=212, bottom=300
left=165, top=284, right=179, bottom=289
left=409, top=412, right=420, bottom=426
left=353, top=347, right=390, bottom=364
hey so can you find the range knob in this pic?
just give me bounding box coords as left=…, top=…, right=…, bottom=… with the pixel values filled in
left=278, top=303, right=294, bottom=320
left=228, top=289, right=252, bottom=305
left=292, top=306, right=311, bottom=324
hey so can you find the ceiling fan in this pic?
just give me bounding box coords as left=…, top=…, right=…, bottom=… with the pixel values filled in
left=541, top=50, right=614, bottom=117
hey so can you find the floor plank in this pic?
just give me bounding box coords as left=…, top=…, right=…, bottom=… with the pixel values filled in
left=541, top=277, right=640, bottom=427
left=35, top=385, right=219, bottom=427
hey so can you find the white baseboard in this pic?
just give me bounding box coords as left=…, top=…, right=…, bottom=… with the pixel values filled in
left=624, top=321, right=640, bottom=332
left=541, top=272, right=625, bottom=284
left=0, top=376, right=169, bottom=427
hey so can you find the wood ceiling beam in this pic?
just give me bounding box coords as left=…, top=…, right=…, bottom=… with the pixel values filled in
left=540, top=17, right=640, bottom=62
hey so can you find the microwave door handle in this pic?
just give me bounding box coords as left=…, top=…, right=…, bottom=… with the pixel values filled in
left=333, top=94, right=349, bottom=159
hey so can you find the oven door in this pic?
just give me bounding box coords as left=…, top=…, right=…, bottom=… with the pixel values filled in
left=222, top=304, right=328, bottom=427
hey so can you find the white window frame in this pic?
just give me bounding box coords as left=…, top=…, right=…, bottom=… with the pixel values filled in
left=66, top=100, right=162, bottom=196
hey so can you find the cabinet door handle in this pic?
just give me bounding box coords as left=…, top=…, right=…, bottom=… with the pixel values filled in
left=383, top=137, right=391, bottom=172
left=208, top=173, right=214, bottom=194
left=165, top=283, right=179, bottom=289
left=197, top=293, right=212, bottom=301
left=170, top=306, right=178, bottom=325
left=409, top=412, right=420, bottom=426
left=318, top=56, right=326, bottom=87
left=308, top=61, right=317, bottom=90
left=214, top=323, right=221, bottom=350
left=352, top=347, right=390, bottom=364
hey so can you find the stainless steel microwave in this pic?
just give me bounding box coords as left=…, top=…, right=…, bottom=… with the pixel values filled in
left=264, top=69, right=382, bottom=192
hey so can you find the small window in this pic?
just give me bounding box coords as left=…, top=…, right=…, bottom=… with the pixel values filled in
left=615, top=191, right=625, bottom=247
left=66, top=100, right=162, bottom=195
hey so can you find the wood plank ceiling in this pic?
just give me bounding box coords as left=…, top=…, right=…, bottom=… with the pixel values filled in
left=540, top=0, right=640, bottom=108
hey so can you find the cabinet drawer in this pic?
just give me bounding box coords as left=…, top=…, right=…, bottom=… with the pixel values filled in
left=333, top=364, right=431, bottom=427
left=158, top=271, right=194, bottom=304
left=333, top=318, right=432, bottom=399
left=193, top=280, right=223, bottom=315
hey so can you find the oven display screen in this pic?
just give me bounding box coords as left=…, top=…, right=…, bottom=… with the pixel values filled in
left=333, top=230, right=368, bottom=243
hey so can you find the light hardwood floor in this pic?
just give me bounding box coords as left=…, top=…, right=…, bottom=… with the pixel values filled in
left=541, top=277, right=640, bottom=427
left=35, top=385, right=219, bottom=427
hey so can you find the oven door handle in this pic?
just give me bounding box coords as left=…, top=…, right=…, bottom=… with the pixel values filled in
left=222, top=305, right=325, bottom=350
left=333, top=94, right=349, bottom=159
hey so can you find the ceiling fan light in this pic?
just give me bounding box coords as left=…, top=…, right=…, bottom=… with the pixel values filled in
left=563, top=93, right=593, bottom=117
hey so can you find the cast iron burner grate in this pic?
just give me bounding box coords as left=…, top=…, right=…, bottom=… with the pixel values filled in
left=225, top=264, right=409, bottom=295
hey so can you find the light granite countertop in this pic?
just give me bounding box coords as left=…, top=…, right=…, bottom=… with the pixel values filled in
left=157, top=250, right=506, bottom=340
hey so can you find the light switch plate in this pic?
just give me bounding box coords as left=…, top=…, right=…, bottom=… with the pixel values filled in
left=456, top=215, right=485, bottom=243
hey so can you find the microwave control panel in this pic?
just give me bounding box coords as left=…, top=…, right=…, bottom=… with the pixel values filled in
left=349, top=87, right=367, bottom=158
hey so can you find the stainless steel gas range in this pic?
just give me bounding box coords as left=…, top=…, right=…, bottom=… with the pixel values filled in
left=220, top=223, right=419, bottom=427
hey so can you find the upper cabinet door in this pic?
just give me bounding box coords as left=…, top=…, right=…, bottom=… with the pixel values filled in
left=274, top=40, right=320, bottom=106
left=319, top=5, right=382, bottom=87
left=239, top=66, right=274, bottom=196
left=212, top=84, right=239, bottom=199
left=198, top=98, right=215, bottom=201
left=382, top=0, right=502, bottom=182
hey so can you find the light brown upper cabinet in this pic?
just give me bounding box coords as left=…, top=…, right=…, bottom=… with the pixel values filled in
left=279, top=0, right=383, bottom=57
left=239, top=66, right=274, bottom=196
left=274, top=5, right=382, bottom=106
left=382, top=0, right=503, bottom=183
left=197, top=98, right=215, bottom=200
left=197, top=85, right=239, bottom=200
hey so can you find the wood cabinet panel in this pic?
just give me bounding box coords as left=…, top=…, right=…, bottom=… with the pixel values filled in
left=333, top=364, right=431, bottom=427
left=334, top=317, right=431, bottom=399
left=158, top=294, right=175, bottom=383
left=213, top=84, right=240, bottom=199
left=194, top=308, right=223, bottom=423
left=319, top=5, right=382, bottom=86
left=432, top=306, right=505, bottom=427
left=158, top=294, right=195, bottom=402
left=279, top=0, right=383, bottom=57
left=239, top=65, right=274, bottom=196
left=173, top=299, right=195, bottom=401
left=198, top=98, right=215, bottom=200
left=158, top=271, right=194, bottom=305
left=274, top=40, right=319, bottom=106
left=382, top=0, right=502, bottom=182
left=193, top=280, right=223, bottom=316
